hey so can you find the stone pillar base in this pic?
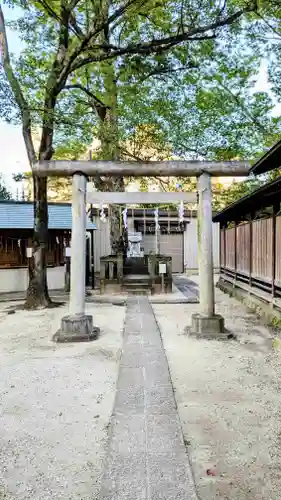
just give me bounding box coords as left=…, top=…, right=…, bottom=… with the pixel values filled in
left=53, top=314, right=100, bottom=343
left=187, top=313, right=232, bottom=340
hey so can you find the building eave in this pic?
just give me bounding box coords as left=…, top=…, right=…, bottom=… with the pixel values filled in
left=250, top=139, right=281, bottom=176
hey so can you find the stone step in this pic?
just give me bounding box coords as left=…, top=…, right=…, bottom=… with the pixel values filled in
left=123, top=283, right=150, bottom=290
left=123, top=272, right=152, bottom=297
left=122, top=277, right=152, bottom=296
left=124, top=281, right=150, bottom=286
left=123, top=274, right=151, bottom=284
left=123, top=283, right=151, bottom=292
left=127, top=289, right=151, bottom=296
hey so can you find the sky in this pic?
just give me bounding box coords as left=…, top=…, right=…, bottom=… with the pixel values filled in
left=1, top=4, right=281, bottom=195
left=1, top=3, right=27, bottom=193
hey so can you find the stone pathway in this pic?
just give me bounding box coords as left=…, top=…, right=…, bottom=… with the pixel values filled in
left=99, top=296, right=198, bottom=500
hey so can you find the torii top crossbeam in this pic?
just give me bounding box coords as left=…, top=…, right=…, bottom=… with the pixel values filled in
left=33, top=160, right=250, bottom=177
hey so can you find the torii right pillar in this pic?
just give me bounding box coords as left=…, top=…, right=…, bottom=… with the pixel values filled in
left=191, top=172, right=225, bottom=338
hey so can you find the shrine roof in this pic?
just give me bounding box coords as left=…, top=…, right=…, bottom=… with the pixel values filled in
left=213, top=176, right=281, bottom=224
left=0, top=200, right=96, bottom=230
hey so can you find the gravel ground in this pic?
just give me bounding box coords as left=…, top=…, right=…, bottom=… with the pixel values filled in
left=152, top=279, right=281, bottom=500
left=0, top=302, right=124, bottom=500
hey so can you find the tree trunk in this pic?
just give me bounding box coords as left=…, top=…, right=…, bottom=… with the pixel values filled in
left=25, top=176, right=52, bottom=309
left=0, top=5, right=51, bottom=308
left=97, top=57, right=126, bottom=255
left=24, top=69, right=59, bottom=309
left=108, top=179, right=125, bottom=254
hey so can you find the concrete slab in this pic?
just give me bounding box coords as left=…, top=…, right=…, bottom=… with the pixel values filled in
left=0, top=280, right=198, bottom=305
left=99, top=296, right=198, bottom=500
left=173, top=275, right=199, bottom=299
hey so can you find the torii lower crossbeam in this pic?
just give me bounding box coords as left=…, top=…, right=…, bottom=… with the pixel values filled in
left=86, top=189, right=197, bottom=204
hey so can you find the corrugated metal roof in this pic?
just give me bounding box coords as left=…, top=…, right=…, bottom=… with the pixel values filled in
left=0, top=201, right=96, bottom=230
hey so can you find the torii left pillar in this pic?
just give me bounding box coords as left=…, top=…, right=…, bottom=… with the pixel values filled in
left=53, top=172, right=99, bottom=342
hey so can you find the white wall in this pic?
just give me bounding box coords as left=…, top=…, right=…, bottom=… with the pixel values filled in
left=47, top=267, right=65, bottom=290
left=0, top=267, right=65, bottom=294
left=92, top=216, right=111, bottom=272
left=184, top=219, right=220, bottom=272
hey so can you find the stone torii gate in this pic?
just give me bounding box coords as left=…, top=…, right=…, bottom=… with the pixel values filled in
left=33, top=160, right=250, bottom=341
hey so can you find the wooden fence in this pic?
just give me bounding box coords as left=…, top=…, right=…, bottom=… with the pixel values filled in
left=0, top=233, right=65, bottom=269
left=220, top=214, right=281, bottom=297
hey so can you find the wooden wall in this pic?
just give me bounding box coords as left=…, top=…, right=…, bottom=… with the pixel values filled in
left=0, top=230, right=68, bottom=268
left=220, top=214, right=281, bottom=297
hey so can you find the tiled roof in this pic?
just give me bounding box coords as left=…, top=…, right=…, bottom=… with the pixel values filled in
left=0, top=201, right=96, bottom=230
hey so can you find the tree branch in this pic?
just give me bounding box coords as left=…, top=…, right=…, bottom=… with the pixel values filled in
left=153, top=177, right=169, bottom=192
left=175, top=143, right=209, bottom=158
left=62, top=83, right=110, bottom=121
left=36, top=0, right=61, bottom=23
left=218, top=0, right=227, bottom=19
left=69, top=0, right=83, bottom=8
left=36, top=0, right=83, bottom=38
left=120, top=147, right=143, bottom=161
left=37, top=0, right=87, bottom=154
left=178, top=0, right=185, bottom=35
left=63, top=0, right=144, bottom=78
left=38, top=1, right=74, bottom=160
left=60, top=1, right=70, bottom=51
left=119, top=149, right=175, bottom=192
left=257, top=12, right=281, bottom=39
left=63, top=83, right=109, bottom=108
left=69, top=12, right=84, bottom=38
left=139, top=63, right=195, bottom=83
left=70, top=6, right=253, bottom=72
left=0, top=4, right=36, bottom=165
left=217, top=79, right=270, bottom=135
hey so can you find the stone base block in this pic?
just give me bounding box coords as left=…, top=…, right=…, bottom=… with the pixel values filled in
left=187, top=313, right=233, bottom=340
left=53, top=314, right=100, bottom=343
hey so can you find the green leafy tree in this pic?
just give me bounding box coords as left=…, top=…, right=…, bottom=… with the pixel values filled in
left=0, top=175, right=10, bottom=200
left=0, top=0, right=278, bottom=307
left=212, top=177, right=264, bottom=211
